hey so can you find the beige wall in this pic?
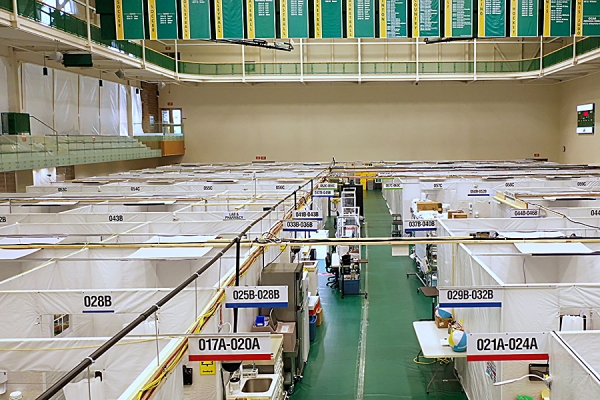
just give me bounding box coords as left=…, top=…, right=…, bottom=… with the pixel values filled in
left=161, top=82, right=560, bottom=162
left=558, top=72, right=600, bottom=164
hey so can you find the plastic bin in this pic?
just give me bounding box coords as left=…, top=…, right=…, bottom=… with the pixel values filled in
left=309, top=315, right=317, bottom=341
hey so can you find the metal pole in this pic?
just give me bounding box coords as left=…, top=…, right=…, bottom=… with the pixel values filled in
left=233, top=237, right=241, bottom=333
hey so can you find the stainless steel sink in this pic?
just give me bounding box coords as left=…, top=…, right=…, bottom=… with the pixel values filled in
left=241, top=378, right=273, bottom=393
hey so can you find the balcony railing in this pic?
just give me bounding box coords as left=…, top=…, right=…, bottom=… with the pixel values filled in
left=8, top=0, right=600, bottom=78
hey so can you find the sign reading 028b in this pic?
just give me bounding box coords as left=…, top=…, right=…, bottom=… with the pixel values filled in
left=82, top=292, right=115, bottom=313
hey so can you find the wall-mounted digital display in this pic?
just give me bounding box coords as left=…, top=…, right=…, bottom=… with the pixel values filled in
left=577, top=103, right=595, bottom=134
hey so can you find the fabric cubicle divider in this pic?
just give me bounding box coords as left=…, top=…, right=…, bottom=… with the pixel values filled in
left=24, top=63, right=53, bottom=135
left=549, top=332, right=600, bottom=399
left=54, top=69, right=79, bottom=135
left=120, top=84, right=128, bottom=136
left=0, top=57, right=9, bottom=113
left=0, top=337, right=165, bottom=400
left=79, top=75, right=100, bottom=135
left=132, top=87, right=144, bottom=135
left=100, top=80, right=120, bottom=136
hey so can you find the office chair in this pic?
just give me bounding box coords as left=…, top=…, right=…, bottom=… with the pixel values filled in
left=325, top=252, right=338, bottom=289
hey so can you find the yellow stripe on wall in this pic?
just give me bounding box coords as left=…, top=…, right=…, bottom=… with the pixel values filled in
left=543, top=0, right=551, bottom=36
left=575, top=0, right=583, bottom=36
left=347, top=0, right=354, bottom=37
left=148, top=0, right=157, bottom=40
left=182, top=0, right=190, bottom=39
left=281, top=0, right=288, bottom=38
left=380, top=0, right=387, bottom=38
left=412, top=0, right=419, bottom=37
left=478, top=0, right=485, bottom=36
left=115, top=0, right=124, bottom=40
left=216, top=0, right=224, bottom=38
left=445, top=0, right=452, bottom=37
left=247, top=0, right=255, bottom=38
left=510, top=0, right=517, bottom=36
left=315, top=0, right=322, bottom=38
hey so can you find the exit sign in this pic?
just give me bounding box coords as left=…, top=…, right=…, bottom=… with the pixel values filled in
left=256, top=156, right=267, bottom=160
left=167, top=102, right=174, bottom=106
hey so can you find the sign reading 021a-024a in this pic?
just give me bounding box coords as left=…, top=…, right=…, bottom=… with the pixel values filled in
left=225, top=285, right=289, bottom=308
left=438, top=286, right=502, bottom=308
left=467, top=332, right=548, bottom=362
left=188, top=333, right=272, bottom=362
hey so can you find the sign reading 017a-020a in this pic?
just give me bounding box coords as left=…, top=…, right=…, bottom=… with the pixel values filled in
left=225, top=285, right=289, bottom=308
left=188, top=333, right=272, bottom=361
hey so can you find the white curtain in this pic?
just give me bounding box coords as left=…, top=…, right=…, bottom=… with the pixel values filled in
left=132, top=87, right=144, bottom=135
left=0, top=56, right=9, bottom=113
left=54, top=69, right=79, bottom=135
left=100, top=80, right=119, bottom=136
left=24, top=63, right=54, bottom=135
left=119, top=84, right=128, bottom=136
left=79, top=75, right=100, bottom=135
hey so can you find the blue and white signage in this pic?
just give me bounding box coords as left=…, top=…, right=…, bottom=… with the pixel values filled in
left=82, top=292, right=115, bottom=314
left=318, top=183, right=338, bottom=189
left=283, top=220, right=319, bottom=232
left=293, top=209, right=323, bottom=220
left=404, top=219, right=437, bottom=233
left=313, top=189, right=335, bottom=198
left=225, top=286, right=289, bottom=308
left=511, top=209, right=541, bottom=218
left=468, top=188, right=490, bottom=197
left=438, top=287, right=502, bottom=308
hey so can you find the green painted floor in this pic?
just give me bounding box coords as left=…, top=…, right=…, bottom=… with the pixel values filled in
left=293, top=190, right=468, bottom=400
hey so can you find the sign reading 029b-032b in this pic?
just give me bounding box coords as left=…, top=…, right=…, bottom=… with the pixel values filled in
left=225, top=286, right=289, bottom=308
left=188, top=333, right=272, bottom=361
left=438, top=286, right=503, bottom=308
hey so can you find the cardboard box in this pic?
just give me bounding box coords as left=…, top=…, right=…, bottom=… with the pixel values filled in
left=435, top=315, right=452, bottom=329
left=448, top=210, right=468, bottom=219
left=416, top=201, right=443, bottom=212
left=275, top=322, right=296, bottom=352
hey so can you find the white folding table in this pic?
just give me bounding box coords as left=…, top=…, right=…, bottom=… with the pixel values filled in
left=413, top=321, right=466, bottom=394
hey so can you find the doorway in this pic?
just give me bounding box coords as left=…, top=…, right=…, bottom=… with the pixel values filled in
left=160, top=108, right=183, bottom=134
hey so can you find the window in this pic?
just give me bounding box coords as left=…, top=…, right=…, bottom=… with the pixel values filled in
left=53, top=314, right=70, bottom=336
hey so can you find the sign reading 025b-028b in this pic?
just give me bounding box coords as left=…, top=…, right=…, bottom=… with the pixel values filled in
left=188, top=333, right=272, bottom=361
left=225, top=286, right=289, bottom=308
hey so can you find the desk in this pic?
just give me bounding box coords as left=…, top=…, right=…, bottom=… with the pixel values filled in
left=329, top=253, right=368, bottom=299
left=413, top=321, right=465, bottom=394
